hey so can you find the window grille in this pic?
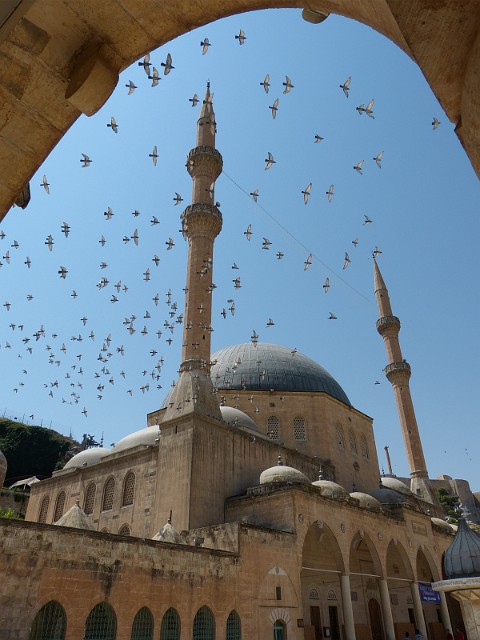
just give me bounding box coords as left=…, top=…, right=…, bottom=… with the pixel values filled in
left=131, top=607, right=153, bottom=640
left=102, top=477, right=115, bottom=511
left=84, top=483, right=96, bottom=515
left=192, top=606, right=215, bottom=640
left=309, top=588, right=319, bottom=600
left=118, top=524, right=130, bottom=536
left=349, top=430, right=357, bottom=455
left=38, top=495, right=50, bottom=523
left=327, top=590, right=337, bottom=600
left=273, top=620, right=286, bottom=640
left=84, top=602, right=116, bottom=640
left=360, top=436, right=369, bottom=459
left=122, top=471, right=135, bottom=506
left=267, top=416, right=279, bottom=440
left=160, top=608, right=180, bottom=640
left=29, top=600, right=66, bottom=640
left=336, top=427, right=345, bottom=449
left=226, top=610, right=241, bottom=640
left=53, top=491, right=66, bottom=522
left=293, top=416, right=306, bottom=441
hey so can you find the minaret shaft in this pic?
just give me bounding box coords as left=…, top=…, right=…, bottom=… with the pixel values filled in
left=374, top=259, right=436, bottom=503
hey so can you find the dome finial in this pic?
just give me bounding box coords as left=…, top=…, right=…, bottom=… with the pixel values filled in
left=168, top=509, right=172, bottom=524
left=318, top=467, right=324, bottom=481
left=277, top=454, right=283, bottom=466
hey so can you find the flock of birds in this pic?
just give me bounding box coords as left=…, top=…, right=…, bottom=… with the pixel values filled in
left=0, top=24, right=444, bottom=426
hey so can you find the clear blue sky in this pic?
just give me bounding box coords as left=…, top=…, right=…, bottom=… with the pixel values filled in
left=0, top=9, right=478, bottom=490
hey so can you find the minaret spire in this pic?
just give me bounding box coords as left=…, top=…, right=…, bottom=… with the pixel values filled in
left=374, top=258, right=436, bottom=504
left=162, top=83, right=223, bottom=421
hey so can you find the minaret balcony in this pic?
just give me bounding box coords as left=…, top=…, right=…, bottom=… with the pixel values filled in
left=181, top=203, right=222, bottom=237
left=376, top=315, right=400, bottom=335
left=187, top=146, right=223, bottom=178
left=385, top=360, right=411, bottom=382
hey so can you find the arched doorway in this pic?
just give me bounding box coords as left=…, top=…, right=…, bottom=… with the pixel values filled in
left=368, top=599, right=384, bottom=640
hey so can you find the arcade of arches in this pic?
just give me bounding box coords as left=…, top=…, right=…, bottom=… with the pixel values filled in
left=0, top=0, right=479, bottom=218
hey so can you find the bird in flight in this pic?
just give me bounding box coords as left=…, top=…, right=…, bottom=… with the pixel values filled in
left=132, top=229, right=139, bottom=246
left=262, top=237, right=272, bottom=250
left=125, top=80, right=137, bottom=95
left=107, top=117, right=118, bottom=133
left=45, top=235, right=54, bottom=251
left=138, top=53, right=151, bottom=76
left=41, top=175, right=50, bottom=194
left=148, top=67, right=160, bottom=87
left=363, top=214, right=372, bottom=225
left=104, top=207, right=113, bottom=220
left=304, top=254, right=312, bottom=270
left=99, top=235, right=106, bottom=247
left=353, top=160, right=364, bottom=175
left=276, top=251, right=284, bottom=260
left=326, top=184, right=334, bottom=203
left=302, top=182, right=312, bottom=204
left=260, top=74, right=270, bottom=93
left=250, top=189, right=259, bottom=202
left=323, top=277, right=330, bottom=293
left=149, top=146, right=158, bottom=166
left=58, top=266, right=68, bottom=279
left=244, top=224, right=252, bottom=241
left=373, top=151, right=384, bottom=168
left=165, top=237, right=174, bottom=250
left=200, top=38, right=211, bottom=55
left=328, top=312, right=337, bottom=320
left=340, top=76, right=351, bottom=97
left=80, top=153, right=92, bottom=168
left=264, top=152, right=276, bottom=170
left=269, top=98, right=279, bottom=119
left=151, top=216, right=159, bottom=226
left=173, top=192, right=183, bottom=205
left=432, top=117, right=440, bottom=130
left=282, top=75, right=294, bottom=93
left=352, top=238, right=359, bottom=247
left=61, top=222, right=70, bottom=238
left=251, top=330, right=259, bottom=345
left=314, top=134, right=324, bottom=143
left=235, top=29, right=246, bottom=45
left=343, top=252, right=351, bottom=269
left=365, top=99, right=375, bottom=118
left=266, top=318, right=275, bottom=327
left=161, top=53, right=174, bottom=75
left=372, top=246, right=382, bottom=257
left=189, top=94, right=199, bottom=107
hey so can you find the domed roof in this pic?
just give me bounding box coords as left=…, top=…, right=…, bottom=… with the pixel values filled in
left=63, top=447, right=110, bottom=469
left=220, top=406, right=259, bottom=431
left=113, top=426, right=160, bottom=453
left=380, top=476, right=412, bottom=495
left=350, top=492, right=382, bottom=510
left=444, top=518, right=480, bottom=578
left=260, top=457, right=309, bottom=486
left=431, top=517, right=455, bottom=534
left=370, top=485, right=408, bottom=505
left=210, top=343, right=350, bottom=404
left=312, top=478, right=348, bottom=499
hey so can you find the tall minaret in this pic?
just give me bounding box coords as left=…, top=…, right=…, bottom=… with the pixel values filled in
left=374, top=259, right=436, bottom=503
left=162, top=83, right=222, bottom=421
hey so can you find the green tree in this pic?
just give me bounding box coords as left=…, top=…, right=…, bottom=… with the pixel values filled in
left=437, top=487, right=461, bottom=523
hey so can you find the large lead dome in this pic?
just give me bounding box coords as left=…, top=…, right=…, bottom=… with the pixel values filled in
left=211, top=343, right=350, bottom=405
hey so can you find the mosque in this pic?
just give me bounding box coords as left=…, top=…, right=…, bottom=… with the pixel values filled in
left=0, top=85, right=478, bottom=640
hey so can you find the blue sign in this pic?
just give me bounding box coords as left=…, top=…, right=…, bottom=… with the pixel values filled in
left=418, top=582, right=441, bottom=604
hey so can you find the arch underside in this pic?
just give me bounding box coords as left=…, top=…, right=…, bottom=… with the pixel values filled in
left=0, top=0, right=478, bottom=219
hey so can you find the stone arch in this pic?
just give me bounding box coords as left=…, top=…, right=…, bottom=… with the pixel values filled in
left=84, top=601, right=116, bottom=640
left=29, top=600, right=66, bottom=640
left=348, top=529, right=384, bottom=633
left=258, top=566, right=299, bottom=605
left=102, top=476, right=115, bottom=511
left=84, top=482, right=96, bottom=515
left=0, top=1, right=478, bottom=218
left=53, top=490, right=66, bottom=522
left=160, top=607, right=181, bottom=640
left=349, top=530, right=383, bottom=577
left=385, top=539, right=415, bottom=624
left=416, top=545, right=441, bottom=583
left=118, top=523, right=130, bottom=536
left=192, top=605, right=215, bottom=640
left=122, top=470, right=135, bottom=506
left=38, top=494, right=50, bottom=523
left=131, top=606, right=153, bottom=640
left=226, top=610, right=241, bottom=640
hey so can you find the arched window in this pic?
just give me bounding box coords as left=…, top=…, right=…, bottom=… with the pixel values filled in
left=226, top=610, right=241, bottom=640
left=29, top=600, right=66, bottom=640
left=102, top=476, right=115, bottom=511
left=84, top=602, right=116, bottom=640
left=360, top=435, right=369, bottom=459
left=160, top=608, right=180, bottom=640
left=273, top=620, right=286, bottom=640
left=293, top=416, right=306, bottom=441
left=53, top=491, right=66, bottom=522
left=349, top=430, right=357, bottom=455
left=336, top=426, right=345, bottom=449
left=309, top=588, right=319, bottom=600
left=122, top=471, right=135, bottom=506
left=84, top=483, right=96, bottom=515
left=192, top=606, right=215, bottom=640
left=131, top=607, right=153, bottom=640
left=38, top=495, right=50, bottom=523
left=267, top=416, right=279, bottom=440
left=118, top=524, right=130, bottom=536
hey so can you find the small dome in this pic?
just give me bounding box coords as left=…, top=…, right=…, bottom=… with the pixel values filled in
left=63, top=447, right=110, bottom=469
left=220, top=406, right=259, bottom=432
left=113, top=426, right=160, bottom=453
left=380, top=476, right=412, bottom=495
left=444, top=518, right=480, bottom=578
left=350, top=492, right=382, bottom=510
left=153, top=519, right=185, bottom=544
left=312, top=479, right=348, bottom=499
left=260, top=458, right=309, bottom=486
left=371, top=485, right=407, bottom=505
left=55, top=501, right=95, bottom=530
left=211, top=343, right=350, bottom=404
left=0, top=448, right=7, bottom=487
left=431, top=517, right=455, bottom=534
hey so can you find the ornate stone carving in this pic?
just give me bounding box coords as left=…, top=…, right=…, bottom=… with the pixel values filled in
left=376, top=315, right=400, bottom=335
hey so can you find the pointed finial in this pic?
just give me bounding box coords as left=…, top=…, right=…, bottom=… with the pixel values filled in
left=352, top=481, right=356, bottom=492
left=318, top=467, right=324, bottom=481
left=168, top=509, right=172, bottom=524
left=277, top=454, right=283, bottom=466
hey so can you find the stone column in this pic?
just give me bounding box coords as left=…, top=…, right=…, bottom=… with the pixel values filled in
left=410, top=582, right=428, bottom=639
left=340, top=575, right=356, bottom=640
left=378, top=579, right=395, bottom=640
left=439, top=591, right=452, bottom=634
